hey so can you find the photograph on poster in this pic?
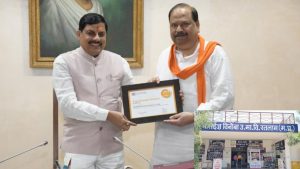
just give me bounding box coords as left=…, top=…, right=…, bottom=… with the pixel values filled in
left=29, top=0, right=143, bottom=68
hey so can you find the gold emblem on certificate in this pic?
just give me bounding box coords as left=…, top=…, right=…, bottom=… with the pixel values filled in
left=161, top=89, right=171, bottom=98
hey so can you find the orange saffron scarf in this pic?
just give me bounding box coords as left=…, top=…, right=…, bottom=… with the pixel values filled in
left=168, top=35, right=219, bottom=105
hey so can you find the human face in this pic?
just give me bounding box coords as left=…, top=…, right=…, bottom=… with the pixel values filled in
left=169, top=7, right=199, bottom=51
left=77, top=23, right=106, bottom=57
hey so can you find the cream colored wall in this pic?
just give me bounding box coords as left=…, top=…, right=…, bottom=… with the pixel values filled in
left=0, top=0, right=53, bottom=169
left=1, top=0, right=300, bottom=169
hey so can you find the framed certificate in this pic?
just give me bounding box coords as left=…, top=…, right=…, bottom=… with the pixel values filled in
left=122, top=79, right=183, bottom=124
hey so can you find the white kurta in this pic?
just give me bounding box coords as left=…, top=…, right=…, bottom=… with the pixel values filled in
left=40, top=0, right=104, bottom=57
left=53, top=47, right=133, bottom=122
left=151, top=41, right=234, bottom=165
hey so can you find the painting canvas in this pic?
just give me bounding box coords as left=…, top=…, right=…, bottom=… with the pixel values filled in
left=29, top=0, right=143, bottom=68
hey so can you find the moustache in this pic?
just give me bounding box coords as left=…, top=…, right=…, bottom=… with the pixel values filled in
left=175, top=32, right=187, bottom=37
left=88, top=41, right=102, bottom=46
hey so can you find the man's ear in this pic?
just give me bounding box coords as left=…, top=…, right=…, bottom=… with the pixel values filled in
left=76, top=30, right=81, bottom=39
left=196, top=21, right=200, bottom=33
left=196, top=21, right=200, bottom=28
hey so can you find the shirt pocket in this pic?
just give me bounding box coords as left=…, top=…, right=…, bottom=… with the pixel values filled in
left=104, top=73, right=122, bottom=98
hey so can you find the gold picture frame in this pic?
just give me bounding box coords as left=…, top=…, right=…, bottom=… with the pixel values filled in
left=29, top=0, right=143, bottom=68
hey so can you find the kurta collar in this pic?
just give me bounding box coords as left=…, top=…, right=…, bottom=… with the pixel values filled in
left=78, top=47, right=102, bottom=64
left=175, top=42, right=200, bottom=62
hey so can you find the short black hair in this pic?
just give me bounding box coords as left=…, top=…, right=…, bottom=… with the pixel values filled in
left=168, top=3, right=198, bottom=22
left=78, top=13, right=108, bottom=32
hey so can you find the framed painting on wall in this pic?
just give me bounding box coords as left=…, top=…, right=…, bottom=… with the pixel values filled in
left=29, top=0, right=143, bottom=68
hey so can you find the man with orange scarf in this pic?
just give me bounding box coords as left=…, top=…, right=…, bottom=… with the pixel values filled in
left=151, top=3, right=234, bottom=166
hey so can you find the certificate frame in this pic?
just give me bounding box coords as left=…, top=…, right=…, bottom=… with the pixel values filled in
left=122, top=79, right=183, bottom=124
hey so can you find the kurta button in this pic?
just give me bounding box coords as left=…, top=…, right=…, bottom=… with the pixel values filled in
left=99, top=127, right=103, bottom=131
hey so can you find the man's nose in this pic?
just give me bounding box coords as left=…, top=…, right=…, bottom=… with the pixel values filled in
left=92, top=34, right=102, bottom=41
left=175, top=25, right=183, bottom=32
left=92, top=34, right=101, bottom=41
